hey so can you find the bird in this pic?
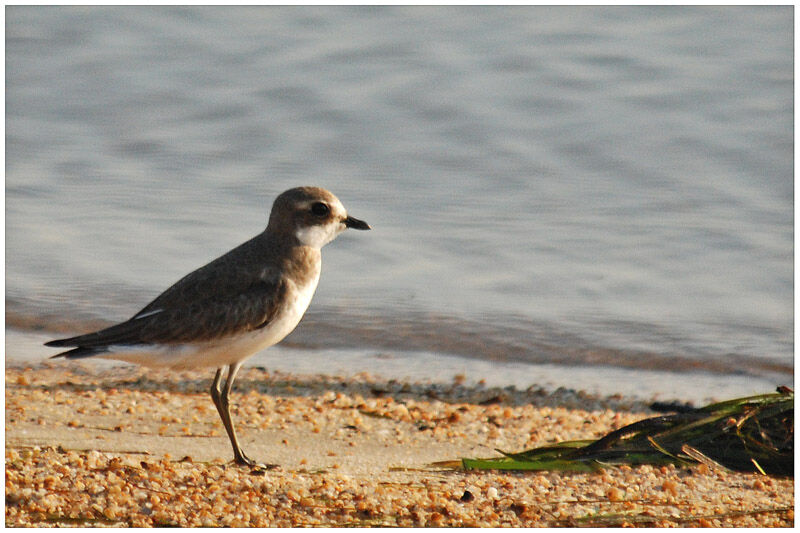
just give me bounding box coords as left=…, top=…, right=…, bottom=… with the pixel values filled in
left=45, top=186, right=370, bottom=468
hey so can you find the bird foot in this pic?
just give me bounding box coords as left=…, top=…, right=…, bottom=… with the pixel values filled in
left=234, top=453, right=278, bottom=472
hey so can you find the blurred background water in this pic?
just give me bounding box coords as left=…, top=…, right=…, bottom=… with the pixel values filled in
left=6, top=6, right=793, bottom=401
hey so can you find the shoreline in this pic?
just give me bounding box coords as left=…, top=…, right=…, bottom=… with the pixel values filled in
left=8, top=327, right=791, bottom=405
left=5, top=362, right=793, bottom=527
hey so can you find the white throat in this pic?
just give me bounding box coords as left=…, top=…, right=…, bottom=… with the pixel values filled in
left=295, top=222, right=343, bottom=249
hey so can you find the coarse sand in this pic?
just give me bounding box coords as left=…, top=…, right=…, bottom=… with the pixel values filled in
left=5, top=362, right=794, bottom=527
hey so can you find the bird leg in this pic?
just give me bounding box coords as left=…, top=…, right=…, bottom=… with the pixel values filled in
left=210, top=362, right=268, bottom=468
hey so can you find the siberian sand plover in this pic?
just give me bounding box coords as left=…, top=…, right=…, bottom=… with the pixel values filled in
left=46, top=186, right=370, bottom=467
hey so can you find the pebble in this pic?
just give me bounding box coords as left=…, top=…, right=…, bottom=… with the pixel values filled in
left=5, top=364, right=793, bottom=527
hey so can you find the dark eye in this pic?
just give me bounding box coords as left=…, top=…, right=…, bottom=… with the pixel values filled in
left=310, top=202, right=329, bottom=217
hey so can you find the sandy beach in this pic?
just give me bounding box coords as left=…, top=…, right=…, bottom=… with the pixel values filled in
left=5, top=362, right=793, bottom=527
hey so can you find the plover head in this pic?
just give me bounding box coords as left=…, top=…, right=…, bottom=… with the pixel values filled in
left=267, top=186, right=370, bottom=248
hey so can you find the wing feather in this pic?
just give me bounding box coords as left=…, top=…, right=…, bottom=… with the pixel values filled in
left=47, top=246, right=287, bottom=352
left=47, top=278, right=286, bottom=351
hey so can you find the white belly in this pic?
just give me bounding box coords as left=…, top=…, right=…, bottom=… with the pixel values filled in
left=100, top=275, right=319, bottom=370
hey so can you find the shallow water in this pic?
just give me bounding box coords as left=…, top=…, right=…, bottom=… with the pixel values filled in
left=5, top=329, right=783, bottom=405
left=6, top=6, right=793, bottom=399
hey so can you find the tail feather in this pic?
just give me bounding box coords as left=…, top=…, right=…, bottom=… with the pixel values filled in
left=45, top=338, right=77, bottom=348
left=47, top=343, right=107, bottom=359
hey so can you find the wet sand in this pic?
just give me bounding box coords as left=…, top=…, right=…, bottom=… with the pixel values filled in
left=5, top=362, right=793, bottom=527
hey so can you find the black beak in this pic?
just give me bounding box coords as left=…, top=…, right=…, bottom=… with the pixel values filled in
left=344, top=216, right=371, bottom=230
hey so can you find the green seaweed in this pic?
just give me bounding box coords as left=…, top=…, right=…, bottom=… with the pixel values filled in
left=458, top=389, right=793, bottom=477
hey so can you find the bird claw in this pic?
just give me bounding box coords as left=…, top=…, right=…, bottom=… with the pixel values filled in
left=248, top=463, right=279, bottom=474
left=235, top=453, right=277, bottom=472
